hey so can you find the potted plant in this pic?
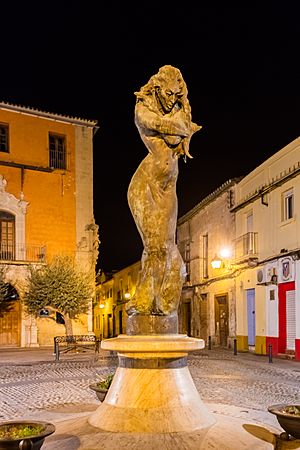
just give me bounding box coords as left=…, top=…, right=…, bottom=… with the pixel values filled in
left=0, top=420, right=55, bottom=449
left=268, top=404, right=300, bottom=440
left=89, top=372, right=114, bottom=402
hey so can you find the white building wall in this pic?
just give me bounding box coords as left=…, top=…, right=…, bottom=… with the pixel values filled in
left=234, top=137, right=300, bottom=357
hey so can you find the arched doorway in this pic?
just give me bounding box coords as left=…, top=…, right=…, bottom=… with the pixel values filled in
left=0, top=284, right=20, bottom=347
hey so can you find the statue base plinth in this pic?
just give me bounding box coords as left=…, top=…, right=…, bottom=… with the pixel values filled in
left=126, top=314, right=178, bottom=335
left=88, top=334, right=216, bottom=434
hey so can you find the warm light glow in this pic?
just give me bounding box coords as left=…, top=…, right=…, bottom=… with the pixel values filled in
left=124, top=291, right=131, bottom=299
left=220, top=247, right=231, bottom=258
left=211, top=254, right=222, bottom=269
left=99, top=302, right=105, bottom=309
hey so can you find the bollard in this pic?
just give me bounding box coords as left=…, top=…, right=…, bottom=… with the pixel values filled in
left=208, top=335, right=212, bottom=350
left=233, top=338, right=237, bottom=355
left=55, top=339, right=60, bottom=362
left=268, top=344, right=273, bottom=363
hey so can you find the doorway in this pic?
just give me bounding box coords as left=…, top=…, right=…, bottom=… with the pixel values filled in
left=278, top=282, right=295, bottom=354
left=247, top=289, right=256, bottom=347
left=215, top=295, right=229, bottom=347
left=181, top=301, right=191, bottom=336
left=0, top=285, right=20, bottom=347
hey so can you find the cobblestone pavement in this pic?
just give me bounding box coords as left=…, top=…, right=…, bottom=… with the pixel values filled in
left=1, top=348, right=300, bottom=430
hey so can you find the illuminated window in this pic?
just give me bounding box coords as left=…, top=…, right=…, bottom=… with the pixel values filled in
left=282, top=188, right=294, bottom=221
left=0, top=124, right=9, bottom=153
left=49, top=133, right=66, bottom=169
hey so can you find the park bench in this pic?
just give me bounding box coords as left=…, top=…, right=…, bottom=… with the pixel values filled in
left=53, top=334, right=100, bottom=361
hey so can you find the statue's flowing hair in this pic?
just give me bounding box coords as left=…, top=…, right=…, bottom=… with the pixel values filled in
left=134, top=65, right=192, bottom=119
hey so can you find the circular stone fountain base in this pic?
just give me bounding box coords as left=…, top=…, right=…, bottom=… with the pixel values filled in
left=88, top=334, right=215, bottom=434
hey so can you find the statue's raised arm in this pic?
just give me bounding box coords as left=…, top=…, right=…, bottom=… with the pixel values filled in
left=126, top=65, right=201, bottom=331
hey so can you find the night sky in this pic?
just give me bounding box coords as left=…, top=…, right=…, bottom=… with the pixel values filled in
left=1, top=3, right=300, bottom=272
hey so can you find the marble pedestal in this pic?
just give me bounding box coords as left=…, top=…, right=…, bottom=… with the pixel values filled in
left=88, top=334, right=216, bottom=436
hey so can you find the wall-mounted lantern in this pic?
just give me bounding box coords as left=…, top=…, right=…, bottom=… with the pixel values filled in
left=124, top=291, right=131, bottom=300
left=211, top=254, right=222, bottom=269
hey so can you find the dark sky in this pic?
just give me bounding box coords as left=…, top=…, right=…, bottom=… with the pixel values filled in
left=1, top=3, right=300, bottom=272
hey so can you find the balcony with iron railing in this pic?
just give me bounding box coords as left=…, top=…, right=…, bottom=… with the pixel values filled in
left=0, top=243, right=46, bottom=263
left=234, top=232, right=258, bottom=262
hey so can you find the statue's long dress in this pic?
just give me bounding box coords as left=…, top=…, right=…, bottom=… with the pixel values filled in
left=127, top=132, right=185, bottom=315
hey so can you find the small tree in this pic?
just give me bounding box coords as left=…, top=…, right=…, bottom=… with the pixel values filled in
left=23, top=255, right=94, bottom=336
left=0, top=266, right=14, bottom=318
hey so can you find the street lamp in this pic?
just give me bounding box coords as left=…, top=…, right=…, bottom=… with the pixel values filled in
left=211, top=254, right=222, bottom=269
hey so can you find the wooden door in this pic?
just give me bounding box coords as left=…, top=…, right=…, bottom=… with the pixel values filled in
left=0, top=300, right=20, bottom=346
left=215, top=295, right=229, bottom=347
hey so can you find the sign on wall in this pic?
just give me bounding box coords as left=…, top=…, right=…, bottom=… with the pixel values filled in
left=278, top=257, right=295, bottom=283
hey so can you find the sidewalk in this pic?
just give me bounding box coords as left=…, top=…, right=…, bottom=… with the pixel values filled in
left=1, top=344, right=300, bottom=368
left=0, top=345, right=113, bottom=365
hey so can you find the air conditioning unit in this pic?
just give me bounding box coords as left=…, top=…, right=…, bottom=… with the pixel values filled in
left=257, top=267, right=267, bottom=284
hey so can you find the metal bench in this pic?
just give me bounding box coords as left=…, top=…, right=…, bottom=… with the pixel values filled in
left=53, top=334, right=100, bottom=361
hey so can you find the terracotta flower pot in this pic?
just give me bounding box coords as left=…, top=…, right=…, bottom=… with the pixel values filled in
left=268, top=404, right=300, bottom=439
left=0, top=420, right=55, bottom=450
left=89, top=383, right=108, bottom=402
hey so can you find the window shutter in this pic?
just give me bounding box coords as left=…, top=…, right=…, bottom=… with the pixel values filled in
left=286, top=290, right=296, bottom=351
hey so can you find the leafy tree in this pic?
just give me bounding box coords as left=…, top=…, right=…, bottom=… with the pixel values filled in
left=0, top=266, right=15, bottom=317
left=23, top=255, right=94, bottom=336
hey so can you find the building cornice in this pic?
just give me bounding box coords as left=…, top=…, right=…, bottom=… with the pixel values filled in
left=177, top=178, right=242, bottom=225
left=0, top=101, right=98, bottom=129
left=231, top=161, right=300, bottom=212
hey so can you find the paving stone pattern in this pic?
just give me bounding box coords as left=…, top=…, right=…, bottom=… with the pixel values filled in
left=1, top=350, right=300, bottom=424
left=0, top=358, right=117, bottom=420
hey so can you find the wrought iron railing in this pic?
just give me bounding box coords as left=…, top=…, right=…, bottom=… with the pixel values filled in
left=0, top=243, right=46, bottom=263
left=234, top=232, right=258, bottom=260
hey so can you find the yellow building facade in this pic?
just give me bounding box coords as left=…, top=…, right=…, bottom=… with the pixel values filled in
left=93, top=262, right=141, bottom=339
left=0, top=102, right=99, bottom=347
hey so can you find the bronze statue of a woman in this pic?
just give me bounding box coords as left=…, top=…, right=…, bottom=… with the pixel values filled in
left=126, top=65, right=201, bottom=322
